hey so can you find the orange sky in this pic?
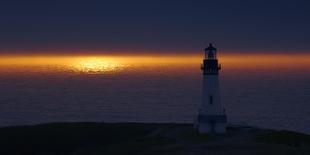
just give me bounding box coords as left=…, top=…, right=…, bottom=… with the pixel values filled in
left=0, top=53, right=309, bottom=73
left=0, top=53, right=309, bottom=64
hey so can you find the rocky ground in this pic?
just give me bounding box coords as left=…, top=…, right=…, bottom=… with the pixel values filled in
left=0, top=122, right=309, bottom=155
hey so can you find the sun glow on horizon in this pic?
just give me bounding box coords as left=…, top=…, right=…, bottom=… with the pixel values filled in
left=70, top=57, right=125, bottom=73
left=0, top=53, right=310, bottom=73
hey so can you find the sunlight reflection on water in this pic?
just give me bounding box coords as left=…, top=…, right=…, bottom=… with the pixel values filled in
left=69, top=57, right=126, bottom=74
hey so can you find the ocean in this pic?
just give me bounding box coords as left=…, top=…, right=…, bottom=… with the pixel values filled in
left=0, top=54, right=309, bottom=134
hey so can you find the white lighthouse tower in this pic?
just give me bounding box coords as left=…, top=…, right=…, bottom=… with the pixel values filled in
left=195, top=43, right=227, bottom=133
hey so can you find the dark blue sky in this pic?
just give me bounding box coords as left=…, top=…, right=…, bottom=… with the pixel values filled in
left=1, top=0, right=309, bottom=54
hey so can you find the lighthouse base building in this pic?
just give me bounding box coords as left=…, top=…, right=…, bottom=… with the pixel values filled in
left=195, top=44, right=227, bottom=133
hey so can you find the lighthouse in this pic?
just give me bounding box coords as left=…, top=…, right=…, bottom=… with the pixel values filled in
left=195, top=43, right=227, bottom=133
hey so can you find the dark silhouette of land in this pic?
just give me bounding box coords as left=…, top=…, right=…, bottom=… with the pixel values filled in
left=0, top=122, right=309, bottom=155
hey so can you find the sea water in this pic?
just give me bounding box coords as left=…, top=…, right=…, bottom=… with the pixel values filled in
left=0, top=55, right=309, bottom=134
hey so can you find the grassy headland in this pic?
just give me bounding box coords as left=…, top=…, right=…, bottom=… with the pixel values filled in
left=0, top=122, right=309, bottom=155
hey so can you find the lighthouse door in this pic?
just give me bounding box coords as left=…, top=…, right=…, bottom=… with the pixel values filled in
left=209, top=95, right=213, bottom=105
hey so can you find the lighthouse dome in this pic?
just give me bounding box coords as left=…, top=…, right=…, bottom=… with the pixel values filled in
left=204, top=43, right=217, bottom=59
left=205, top=43, right=217, bottom=51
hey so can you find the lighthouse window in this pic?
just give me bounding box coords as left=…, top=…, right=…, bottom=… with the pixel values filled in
left=209, top=95, right=213, bottom=105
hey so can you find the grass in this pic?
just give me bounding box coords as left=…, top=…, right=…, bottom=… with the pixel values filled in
left=181, top=130, right=212, bottom=142
left=256, top=130, right=310, bottom=147
left=0, top=122, right=174, bottom=155
left=0, top=122, right=310, bottom=155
